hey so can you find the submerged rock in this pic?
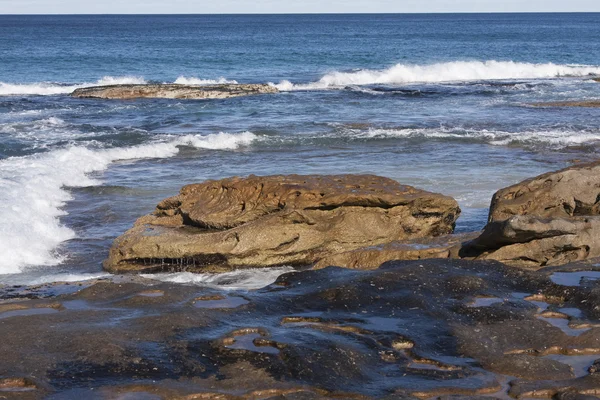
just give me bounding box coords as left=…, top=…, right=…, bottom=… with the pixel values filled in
left=71, top=83, right=278, bottom=99
left=462, top=161, right=600, bottom=268
left=104, top=174, right=460, bottom=273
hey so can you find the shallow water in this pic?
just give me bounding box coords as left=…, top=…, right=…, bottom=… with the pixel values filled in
left=1, top=14, right=600, bottom=286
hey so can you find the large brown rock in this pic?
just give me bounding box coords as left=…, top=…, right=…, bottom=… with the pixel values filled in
left=488, top=160, right=600, bottom=223
left=104, top=174, right=460, bottom=273
left=72, top=83, right=278, bottom=99
left=463, top=161, right=600, bottom=268
left=462, top=215, right=600, bottom=268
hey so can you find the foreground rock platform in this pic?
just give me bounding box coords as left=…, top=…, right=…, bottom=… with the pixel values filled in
left=1, top=259, right=600, bottom=399
left=105, top=174, right=460, bottom=274
left=71, top=83, right=278, bottom=99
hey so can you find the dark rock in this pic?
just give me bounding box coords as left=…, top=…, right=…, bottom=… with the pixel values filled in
left=3, top=259, right=600, bottom=397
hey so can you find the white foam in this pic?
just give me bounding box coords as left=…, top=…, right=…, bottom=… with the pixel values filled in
left=174, top=76, right=238, bottom=85
left=28, top=272, right=111, bottom=285
left=145, top=266, right=295, bottom=290
left=274, top=61, right=600, bottom=90
left=344, top=127, right=600, bottom=148
left=0, top=76, right=146, bottom=96
left=0, top=132, right=257, bottom=275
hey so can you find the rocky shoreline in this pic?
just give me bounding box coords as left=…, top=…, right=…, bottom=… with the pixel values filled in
left=2, top=163, right=600, bottom=398
left=71, top=83, right=279, bottom=100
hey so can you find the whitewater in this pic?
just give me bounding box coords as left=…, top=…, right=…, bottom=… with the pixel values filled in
left=0, top=132, right=257, bottom=275
left=274, top=61, right=600, bottom=90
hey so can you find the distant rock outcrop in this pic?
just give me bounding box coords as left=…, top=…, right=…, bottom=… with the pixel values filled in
left=531, top=100, right=600, bottom=107
left=72, top=83, right=278, bottom=99
left=104, top=174, right=460, bottom=273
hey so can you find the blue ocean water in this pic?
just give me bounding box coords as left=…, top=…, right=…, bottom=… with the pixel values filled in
left=1, top=14, right=600, bottom=285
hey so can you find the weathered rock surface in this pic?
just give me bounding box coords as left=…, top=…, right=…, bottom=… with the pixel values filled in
left=72, top=83, right=278, bottom=99
left=489, top=160, right=600, bottom=223
left=2, top=259, right=600, bottom=398
left=531, top=100, right=600, bottom=107
left=104, top=174, right=460, bottom=273
left=313, top=232, right=476, bottom=270
left=460, top=161, right=600, bottom=268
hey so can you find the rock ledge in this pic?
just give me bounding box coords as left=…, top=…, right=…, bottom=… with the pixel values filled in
left=104, top=174, right=460, bottom=273
left=72, top=83, right=278, bottom=99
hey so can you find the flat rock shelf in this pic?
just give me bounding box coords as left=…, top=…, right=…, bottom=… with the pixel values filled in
left=71, top=83, right=279, bottom=99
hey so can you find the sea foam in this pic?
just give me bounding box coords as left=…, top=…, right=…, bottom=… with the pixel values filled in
left=0, top=132, right=257, bottom=275
left=274, top=60, right=600, bottom=90
left=0, top=76, right=240, bottom=96
left=174, top=76, right=238, bottom=85
left=0, top=76, right=146, bottom=96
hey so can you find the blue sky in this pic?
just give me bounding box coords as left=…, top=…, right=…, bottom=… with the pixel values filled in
left=1, top=0, right=599, bottom=14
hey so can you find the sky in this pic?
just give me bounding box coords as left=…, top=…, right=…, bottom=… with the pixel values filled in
left=1, top=0, right=599, bottom=14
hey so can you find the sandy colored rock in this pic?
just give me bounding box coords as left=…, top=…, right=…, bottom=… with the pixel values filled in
left=463, top=215, right=600, bottom=268
left=460, top=161, right=600, bottom=268
left=531, top=100, right=600, bottom=107
left=72, top=83, right=278, bottom=99
left=314, top=232, right=476, bottom=270
left=488, top=160, right=600, bottom=223
left=104, top=174, right=460, bottom=273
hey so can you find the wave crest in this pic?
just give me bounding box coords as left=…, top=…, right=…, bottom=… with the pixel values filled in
left=0, top=76, right=146, bottom=96
left=274, top=60, right=600, bottom=90
left=0, top=132, right=257, bottom=275
left=174, top=76, right=238, bottom=85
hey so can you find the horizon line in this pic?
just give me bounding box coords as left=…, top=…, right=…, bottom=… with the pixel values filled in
left=2, top=11, right=600, bottom=16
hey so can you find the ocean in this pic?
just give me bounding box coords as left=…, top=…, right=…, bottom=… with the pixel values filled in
left=1, top=13, right=600, bottom=286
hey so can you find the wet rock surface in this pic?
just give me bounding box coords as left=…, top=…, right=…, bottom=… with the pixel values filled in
left=71, top=83, right=278, bottom=99
left=1, top=259, right=600, bottom=399
left=104, top=174, right=460, bottom=273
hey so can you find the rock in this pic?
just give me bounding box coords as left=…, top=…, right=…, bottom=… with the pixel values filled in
left=104, top=174, right=460, bottom=273
left=531, top=100, right=600, bottom=107
left=488, top=160, right=600, bottom=223
left=459, top=161, right=600, bottom=268
left=461, top=215, right=600, bottom=268
left=313, top=232, right=477, bottom=270
left=3, top=259, right=600, bottom=397
left=593, top=78, right=600, bottom=83
left=72, top=83, right=278, bottom=99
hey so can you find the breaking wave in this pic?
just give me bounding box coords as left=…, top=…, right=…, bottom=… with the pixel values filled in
left=0, top=132, right=257, bottom=275
left=273, top=61, right=600, bottom=90
left=174, top=76, right=238, bottom=85
left=0, top=75, right=244, bottom=96
left=0, top=76, right=147, bottom=96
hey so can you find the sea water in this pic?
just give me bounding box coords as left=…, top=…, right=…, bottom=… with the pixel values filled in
left=1, top=13, right=600, bottom=285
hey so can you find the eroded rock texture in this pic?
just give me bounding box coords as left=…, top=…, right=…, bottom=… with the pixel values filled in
left=463, top=161, right=600, bottom=268
left=104, top=175, right=460, bottom=273
left=1, top=259, right=600, bottom=398
left=72, top=83, right=278, bottom=99
left=488, top=160, right=600, bottom=222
